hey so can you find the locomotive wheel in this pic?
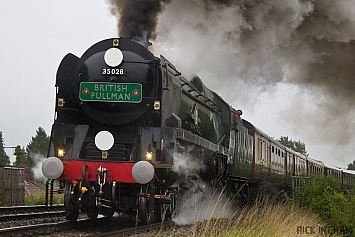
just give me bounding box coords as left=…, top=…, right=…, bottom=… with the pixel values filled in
left=104, top=207, right=114, bottom=219
left=64, top=181, right=72, bottom=214
left=64, top=181, right=79, bottom=221
left=86, top=207, right=98, bottom=219
left=138, top=197, right=153, bottom=225
left=169, top=191, right=178, bottom=219
left=154, top=199, right=164, bottom=222
left=157, top=197, right=174, bottom=222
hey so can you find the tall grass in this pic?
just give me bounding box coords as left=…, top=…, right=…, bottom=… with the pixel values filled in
left=25, top=193, right=64, bottom=205
left=154, top=176, right=355, bottom=236
left=220, top=197, right=327, bottom=237
left=154, top=192, right=328, bottom=237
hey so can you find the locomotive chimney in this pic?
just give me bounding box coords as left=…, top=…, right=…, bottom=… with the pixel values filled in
left=136, top=40, right=152, bottom=49
left=132, top=31, right=152, bottom=49
left=107, top=0, right=170, bottom=48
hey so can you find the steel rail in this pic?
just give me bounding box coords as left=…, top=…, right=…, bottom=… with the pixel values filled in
left=88, top=221, right=175, bottom=237
left=0, top=204, right=64, bottom=215
left=0, top=210, right=65, bottom=222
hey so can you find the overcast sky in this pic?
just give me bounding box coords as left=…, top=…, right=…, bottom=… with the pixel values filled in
left=0, top=1, right=354, bottom=169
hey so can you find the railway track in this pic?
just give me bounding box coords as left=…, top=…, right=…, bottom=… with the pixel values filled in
left=0, top=204, right=65, bottom=222
left=88, top=221, right=175, bottom=237
left=0, top=221, right=68, bottom=237
left=0, top=215, right=175, bottom=237
left=0, top=210, right=65, bottom=222
left=0, top=204, right=64, bottom=215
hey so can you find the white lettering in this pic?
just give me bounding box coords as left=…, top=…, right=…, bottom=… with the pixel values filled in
left=90, top=92, right=136, bottom=101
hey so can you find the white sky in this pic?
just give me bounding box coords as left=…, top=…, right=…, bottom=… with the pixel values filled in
left=0, top=1, right=117, bottom=162
left=0, top=1, right=353, bottom=168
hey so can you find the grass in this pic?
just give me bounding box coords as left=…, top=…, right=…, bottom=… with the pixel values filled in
left=151, top=193, right=331, bottom=237
left=23, top=181, right=347, bottom=236
left=220, top=197, right=328, bottom=237
left=25, top=193, right=64, bottom=206
left=149, top=174, right=355, bottom=237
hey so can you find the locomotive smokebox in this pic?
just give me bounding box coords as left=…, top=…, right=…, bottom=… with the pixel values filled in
left=56, top=38, right=159, bottom=125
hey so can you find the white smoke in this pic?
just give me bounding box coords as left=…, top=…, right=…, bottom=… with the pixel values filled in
left=107, top=0, right=355, bottom=167
left=170, top=149, right=237, bottom=225
left=151, top=0, right=355, bottom=166
left=28, top=153, right=46, bottom=181
left=173, top=187, right=237, bottom=225
left=171, top=145, right=202, bottom=174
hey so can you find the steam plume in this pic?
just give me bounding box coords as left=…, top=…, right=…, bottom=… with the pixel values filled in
left=29, top=153, right=46, bottom=181
left=106, top=0, right=171, bottom=41
left=151, top=0, right=355, bottom=165
left=153, top=0, right=355, bottom=96
left=105, top=0, right=355, bottom=165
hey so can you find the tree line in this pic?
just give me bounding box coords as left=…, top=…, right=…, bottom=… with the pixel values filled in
left=0, top=127, right=49, bottom=168
left=1, top=129, right=354, bottom=176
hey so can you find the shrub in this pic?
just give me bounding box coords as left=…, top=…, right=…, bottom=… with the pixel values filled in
left=293, top=175, right=355, bottom=235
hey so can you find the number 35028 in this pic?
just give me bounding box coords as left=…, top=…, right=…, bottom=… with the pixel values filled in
left=102, top=68, right=127, bottom=75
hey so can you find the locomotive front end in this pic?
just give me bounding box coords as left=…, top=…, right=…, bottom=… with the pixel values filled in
left=42, top=38, right=169, bottom=223
left=77, top=38, right=159, bottom=125
left=45, top=38, right=162, bottom=163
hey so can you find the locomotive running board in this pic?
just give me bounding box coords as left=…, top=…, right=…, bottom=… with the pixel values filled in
left=175, top=128, right=228, bottom=156
left=154, top=164, right=173, bottom=169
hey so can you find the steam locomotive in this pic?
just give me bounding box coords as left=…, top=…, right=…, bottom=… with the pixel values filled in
left=42, top=38, right=355, bottom=223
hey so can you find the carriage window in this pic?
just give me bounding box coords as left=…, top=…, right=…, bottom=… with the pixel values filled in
left=259, top=138, right=262, bottom=160
left=264, top=142, right=267, bottom=163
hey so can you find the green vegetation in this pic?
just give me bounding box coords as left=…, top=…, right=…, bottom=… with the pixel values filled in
left=277, top=136, right=308, bottom=156
left=151, top=175, right=355, bottom=237
left=292, top=175, right=355, bottom=234
left=0, top=127, right=49, bottom=170
left=0, top=131, right=10, bottom=166
left=150, top=197, right=324, bottom=237
left=25, top=127, right=50, bottom=168
left=347, top=160, right=355, bottom=170
left=1, top=127, right=50, bottom=181
left=13, top=145, right=27, bottom=166
left=25, top=193, right=64, bottom=206
left=219, top=198, right=323, bottom=237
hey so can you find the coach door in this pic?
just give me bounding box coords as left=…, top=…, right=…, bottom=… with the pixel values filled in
left=228, top=130, right=235, bottom=165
